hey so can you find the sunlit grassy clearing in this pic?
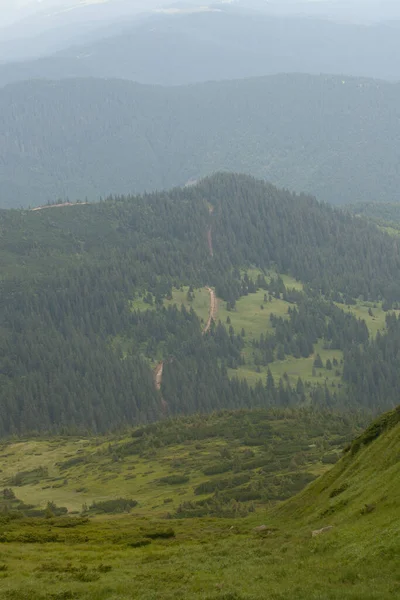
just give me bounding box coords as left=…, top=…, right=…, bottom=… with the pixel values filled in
left=230, top=340, right=343, bottom=388
left=337, top=301, right=400, bottom=338
left=165, top=286, right=210, bottom=324
left=130, top=286, right=210, bottom=324
left=217, top=288, right=290, bottom=338
left=378, top=224, right=400, bottom=237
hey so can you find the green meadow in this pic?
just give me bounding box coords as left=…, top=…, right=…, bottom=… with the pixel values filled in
left=0, top=408, right=397, bottom=600
left=0, top=410, right=355, bottom=516
left=131, top=287, right=211, bottom=326
left=337, top=300, right=400, bottom=338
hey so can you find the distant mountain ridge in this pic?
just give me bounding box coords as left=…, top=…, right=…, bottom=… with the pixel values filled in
left=1, top=7, right=400, bottom=84
left=0, top=74, right=399, bottom=208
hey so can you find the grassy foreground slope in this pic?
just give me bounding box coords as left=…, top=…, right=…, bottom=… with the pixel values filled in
left=273, top=405, right=400, bottom=523
left=0, top=409, right=398, bottom=599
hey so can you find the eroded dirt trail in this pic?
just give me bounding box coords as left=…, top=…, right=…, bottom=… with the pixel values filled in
left=153, top=286, right=218, bottom=397
left=207, top=227, right=214, bottom=257
left=207, top=204, right=214, bottom=257
left=154, top=361, right=168, bottom=412
left=154, top=361, right=164, bottom=391
left=203, top=287, right=218, bottom=334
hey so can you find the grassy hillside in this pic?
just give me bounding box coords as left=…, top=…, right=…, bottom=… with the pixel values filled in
left=0, top=410, right=359, bottom=516
left=274, top=405, right=400, bottom=525
left=1, top=75, right=400, bottom=207
left=0, top=409, right=397, bottom=599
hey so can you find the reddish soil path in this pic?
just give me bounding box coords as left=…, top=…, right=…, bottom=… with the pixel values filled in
left=153, top=285, right=218, bottom=397
left=207, top=227, right=214, bottom=257
left=207, top=204, right=214, bottom=257
left=154, top=361, right=168, bottom=412
left=154, top=361, right=164, bottom=391
left=203, top=287, right=218, bottom=334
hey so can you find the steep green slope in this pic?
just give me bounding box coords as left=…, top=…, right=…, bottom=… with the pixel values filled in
left=0, top=74, right=399, bottom=207
left=273, top=405, right=400, bottom=525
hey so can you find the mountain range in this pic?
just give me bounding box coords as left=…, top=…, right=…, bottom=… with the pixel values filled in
left=1, top=4, right=400, bottom=80
left=1, top=74, right=399, bottom=208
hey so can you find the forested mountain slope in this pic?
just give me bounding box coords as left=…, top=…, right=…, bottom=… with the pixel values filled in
left=1, top=75, right=399, bottom=208
left=1, top=174, right=400, bottom=436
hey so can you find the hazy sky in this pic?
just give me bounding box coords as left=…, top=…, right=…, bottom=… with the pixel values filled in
left=1, top=0, right=399, bottom=28
left=0, top=0, right=156, bottom=26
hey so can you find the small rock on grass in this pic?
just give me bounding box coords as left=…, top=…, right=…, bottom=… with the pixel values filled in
left=253, top=525, right=278, bottom=534
left=311, top=526, right=334, bottom=537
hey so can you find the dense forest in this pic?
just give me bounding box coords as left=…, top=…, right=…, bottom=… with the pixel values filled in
left=1, top=174, right=400, bottom=436
left=343, top=314, right=400, bottom=412
left=1, top=74, right=400, bottom=208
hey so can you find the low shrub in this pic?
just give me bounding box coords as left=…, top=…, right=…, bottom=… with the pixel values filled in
left=322, top=453, right=339, bottom=465
left=145, top=528, right=175, bottom=539
left=203, top=463, right=232, bottom=476
left=58, top=456, right=87, bottom=470
left=221, top=488, right=262, bottom=502
left=9, top=467, right=48, bottom=487
left=349, top=406, right=400, bottom=455
left=158, top=475, right=189, bottom=485
left=127, top=539, right=151, bottom=548
left=329, top=483, right=349, bottom=498
left=3, top=532, right=59, bottom=543
left=194, top=474, right=251, bottom=495
left=89, top=498, right=138, bottom=514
